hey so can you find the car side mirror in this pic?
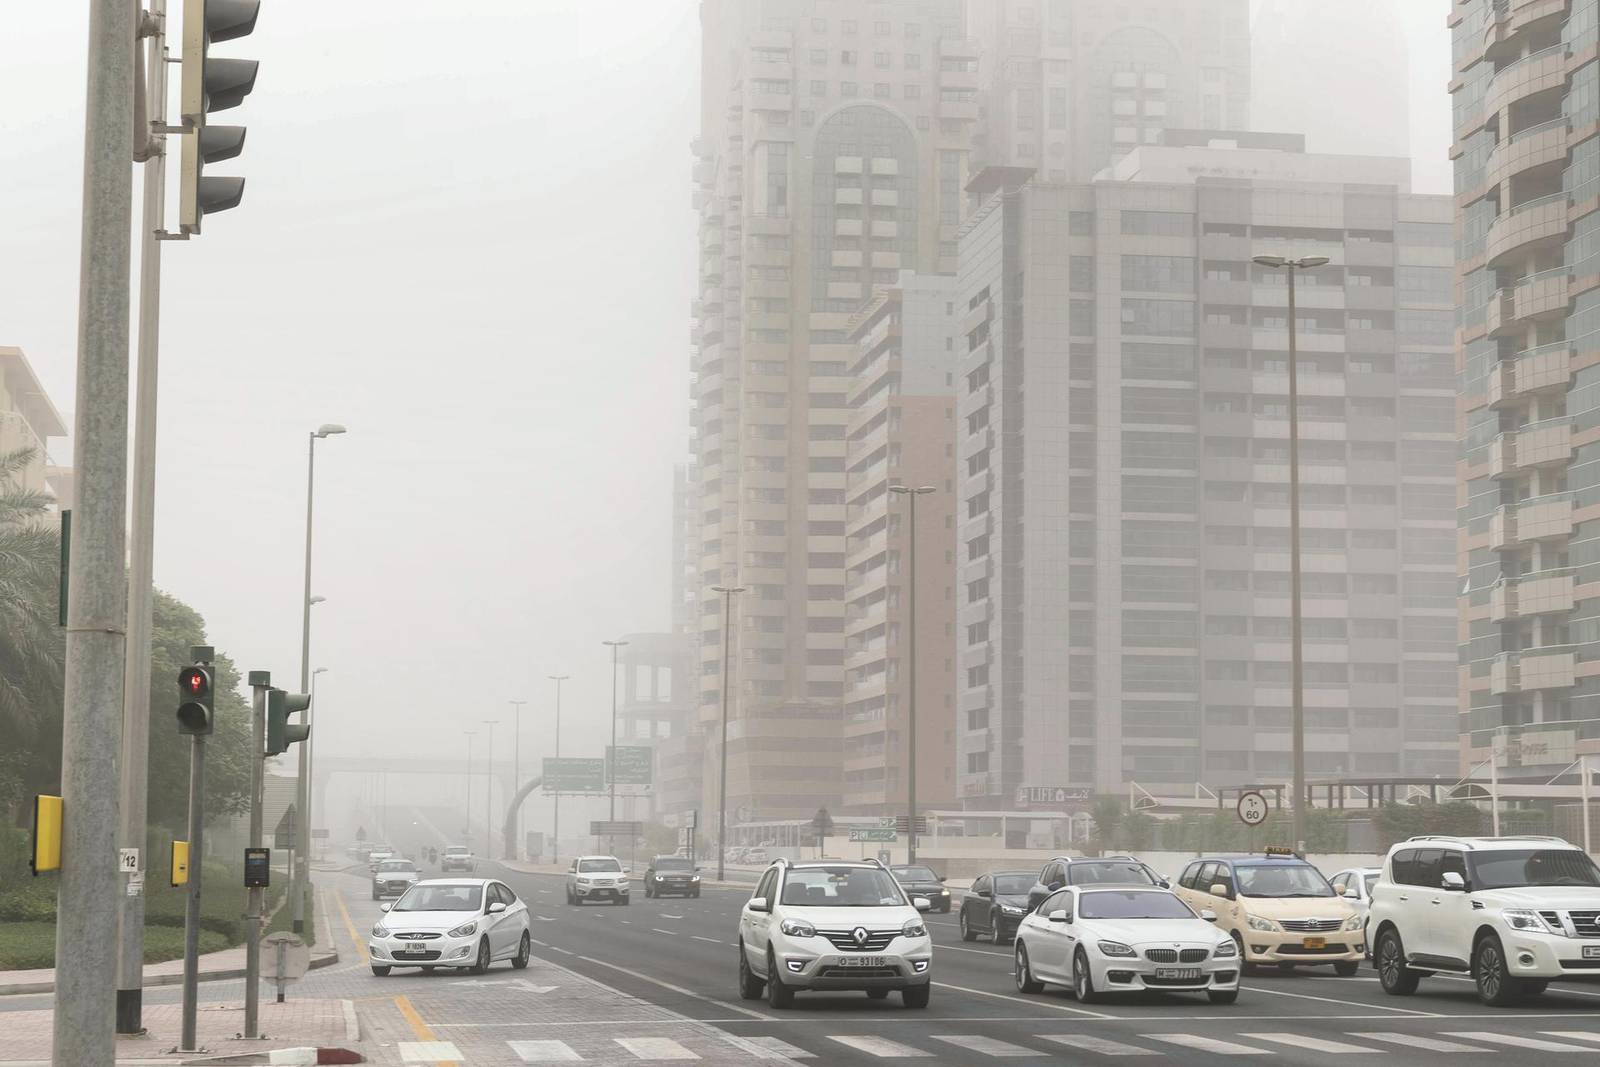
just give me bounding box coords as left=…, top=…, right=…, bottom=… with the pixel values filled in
left=748, top=896, right=770, bottom=913
left=976, top=888, right=991, bottom=899
left=379, top=903, right=391, bottom=913
left=938, top=875, right=946, bottom=882
left=914, top=897, right=932, bottom=912
left=1157, top=878, right=1170, bottom=889
left=1441, top=871, right=1465, bottom=892
left=1343, top=885, right=1361, bottom=899
left=488, top=901, right=507, bottom=914
left=1200, top=908, right=1218, bottom=923
left=1048, top=881, right=1064, bottom=892
left=623, top=868, right=632, bottom=876
left=1209, top=884, right=1230, bottom=898
left=1047, top=909, right=1069, bottom=923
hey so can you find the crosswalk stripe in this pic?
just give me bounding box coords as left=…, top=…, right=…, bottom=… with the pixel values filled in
left=1445, top=1033, right=1597, bottom=1053
left=1544, top=1033, right=1600, bottom=1046
left=397, top=1040, right=464, bottom=1061
left=1146, top=1034, right=1273, bottom=1056
left=827, top=1035, right=932, bottom=1058
left=1036, top=1034, right=1159, bottom=1057
left=720, top=1035, right=815, bottom=1060
left=931, top=1035, right=1037, bottom=1057
left=1247, top=1034, right=1375, bottom=1055
left=614, top=1037, right=700, bottom=1060
left=1350, top=1033, right=1490, bottom=1053
left=509, top=1040, right=584, bottom=1062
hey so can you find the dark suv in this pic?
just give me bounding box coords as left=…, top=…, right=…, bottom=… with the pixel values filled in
left=643, top=855, right=702, bottom=898
left=890, top=865, right=951, bottom=913
left=1025, top=855, right=1167, bottom=912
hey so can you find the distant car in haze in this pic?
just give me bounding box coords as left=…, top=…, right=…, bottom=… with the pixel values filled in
left=440, top=845, right=476, bottom=873
left=372, top=858, right=421, bottom=900
left=644, top=855, right=702, bottom=898
left=890, top=865, right=951, bottom=913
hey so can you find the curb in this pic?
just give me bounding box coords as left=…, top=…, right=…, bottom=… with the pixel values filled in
left=180, top=1047, right=362, bottom=1065
left=0, top=948, right=340, bottom=998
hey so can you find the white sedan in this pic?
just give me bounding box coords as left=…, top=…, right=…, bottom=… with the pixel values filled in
left=369, top=878, right=531, bottom=976
left=1014, top=886, right=1240, bottom=1004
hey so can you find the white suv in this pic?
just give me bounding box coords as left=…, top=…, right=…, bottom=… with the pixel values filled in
left=1369, top=835, right=1600, bottom=1005
left=737, top=859, right=933, bottom=1009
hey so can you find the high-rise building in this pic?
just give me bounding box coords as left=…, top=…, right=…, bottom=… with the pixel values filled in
left=969, top=0, right=1251, bottom=181
left=690, top=0, right=973, bottom=822
left=841, top=273, right=960, bottom=815
left=0, top=346, right=68, bottom=507
left=1452, top=0, right=1600, bottom=773
left=955, top=135, right=1458, bottom=805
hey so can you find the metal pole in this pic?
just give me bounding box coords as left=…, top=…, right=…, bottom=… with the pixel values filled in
left=54, top=1, right=135, bottom=1061
left=292, top=434, right=316, bottom=934
left=1286, top=265, right=1306, bottom=855
left=244, top=676, right=269, bottom=1039
left=713, top=588, right=742, bottom=881
left=510, top=700, right=527, bottom=860
left=1581, top=753, right=1592, bottom=857
left=117, top=0, right=168, bottom=1033
left=905, top=491, right=919, bottom=865
left=1490, top=741, right=1501, bottom=836
left=464, top=732, right=475, bottom=850
left=482, top=720, right=496, bottom=859
left=178, top=732, right=205, bottom=1052
left=603, top=641, right=627, bottom=851
left=550, top=676, right=567, bottom=863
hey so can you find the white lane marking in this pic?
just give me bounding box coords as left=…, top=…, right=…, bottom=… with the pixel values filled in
left=651, top=928, right=680, bottom=936
left=398, top=1040, right=464, bottom=1060
left=932, top=980, right=1113, bottom=1019
left=720, top=1034, right=815, bottom=1059
left=930, top=1034, right=1036, bottom=1057
left=620, top=920, right=633, bottom=924
left=535, top=916, right=557, bottom=922
left=661, top=913, right=685, bottom=919
left=1246, top=1033, right=1377, bottom=1054
left=1146, top=1034, right=1273, bottom=1056
left=1242, top=983, right=1440, bottom=1016
left=1036, top=1034, right=1157, bottom=1056
left=935, top=944, right=1012, bottom=958
left=692, top=936, right=726, bottom=944
left=1352, top=1032, right=1491, bottom=1053
left=1445, top=1032, right=1599, bottom=1052
left=509, top=1039, right=583, bottom=1062
left=549, top=946, right=574, bottom=955
left=1543, top=1032, right=1600, bottom=1045
left=615, top=1037, right=699, bottom=1060
left=572, top=955, right=771, bottom=1020
left=827, top=1035, right=931, bottom=1057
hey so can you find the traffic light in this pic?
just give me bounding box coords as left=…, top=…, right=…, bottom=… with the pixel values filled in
left=178, top=0, right=260, bottom=234
left=177, top=663, right=215, bottom=735
left=265, top=687, right=311, bottom=756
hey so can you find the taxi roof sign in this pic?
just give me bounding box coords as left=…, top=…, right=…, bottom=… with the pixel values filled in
left=1263, top=845, right=1298, bottom=857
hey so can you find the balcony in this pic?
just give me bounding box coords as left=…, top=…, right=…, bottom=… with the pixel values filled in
left=1490, top=417, right=1572, bottom=477
left=1486, top=193, right=1570, bottom=266
left=1490, top=492, right=1573, bottom=549
left=1485, top=118, right=1569, bottom=190
left=1490, top=647, right=1576, bottom=694
left=1489, top=567, right=1576, bottom=621
left=1512, top=265, right=1570, bottom=320
left=1485, top=44, right=1568, bottom=118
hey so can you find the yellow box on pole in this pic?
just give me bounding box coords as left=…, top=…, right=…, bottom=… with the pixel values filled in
left=30, top=794, right=62, bottom=875
left=170, top=840, right=190, bottom=886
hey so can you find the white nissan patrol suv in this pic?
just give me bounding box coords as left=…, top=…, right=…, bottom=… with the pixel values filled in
left=1369, top=835, right=1600, bottom=1005
left=736, top=858, right=933, bottom=1009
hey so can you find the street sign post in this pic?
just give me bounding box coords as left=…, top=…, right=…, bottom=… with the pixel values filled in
left=261, top=932, right=309, bottom=1005
left=605, top=746, right=653, bottom=786
left=849, top=828, right=898, bottom=842
left=543, top=758, right=606, bottom=793
left=1236, top=791, right=1269, bottom=827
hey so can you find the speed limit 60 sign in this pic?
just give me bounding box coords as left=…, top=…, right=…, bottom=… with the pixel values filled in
left=1236, top=791, right=1269, bottom=827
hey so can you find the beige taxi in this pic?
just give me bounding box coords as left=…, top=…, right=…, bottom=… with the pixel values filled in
left=1172, top=851, right=1365, bottom=975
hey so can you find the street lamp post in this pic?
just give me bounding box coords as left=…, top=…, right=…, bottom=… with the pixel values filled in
left=549, top=674, right=569, bottom=863
left=603, top=641, right=629, bottom=853
left=481, top=720, right=499, bottom=859
left=711, top=586, right=745, bottom=881
left=308, top=667, right=327, bottom=863
left=463, top=731, right=476, bottom=851
left=294, top=423, right=346, bottom=935
left=509, top=699, right=528, bottom=859
left=1252, top=254, right=1329, bottom=855
left=889, top=486, right=936, bottom=864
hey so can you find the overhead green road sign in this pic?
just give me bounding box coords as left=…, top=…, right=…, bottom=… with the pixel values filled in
left=849, top=828, right=897, bottom=843
left=543, top=757, right=605, bottom=793
left=606, top=745, right=653, bottom=786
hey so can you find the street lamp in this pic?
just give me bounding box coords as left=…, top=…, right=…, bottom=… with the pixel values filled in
left=509, top=699, right=528, bottom=859
left=603, top=640, right=630, bottom=853
left=889, top=486, right=936, bottom=864
left=308, top=667, right=327, bottom=863
left=711, top=586, right=745, bottom=881
left=293, top=422, right=345, bottom=935
left=481, top=719, right=499, bottom=859
left=548, top=674, right=569, bottom=863
left=1251, top=254, right=1330, bottom=854
left=463, top=731, right=476, bottom=849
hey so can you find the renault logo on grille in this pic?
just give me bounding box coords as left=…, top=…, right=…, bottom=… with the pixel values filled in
left=852, top=927, right=869, bottom=947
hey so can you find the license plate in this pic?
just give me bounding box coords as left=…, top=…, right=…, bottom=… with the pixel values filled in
left=398, top=946, right=428, bottom=956
left=1154, top=967, right=1201, bottom=980
left=1584, top=945, right=1600, bottom=960
left=836, top=956, right=886, bottom=967
left=1302, top=937, right=1326, bottom=950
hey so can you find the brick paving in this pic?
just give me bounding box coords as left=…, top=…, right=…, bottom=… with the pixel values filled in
left=0, top=998, right=356, bottom=1063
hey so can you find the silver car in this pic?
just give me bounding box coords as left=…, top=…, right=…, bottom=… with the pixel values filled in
left=369, top=878, right=531, bottom=976
left=372, top=858, right=421, bottom=900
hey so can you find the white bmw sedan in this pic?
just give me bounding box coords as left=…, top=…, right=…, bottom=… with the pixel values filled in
left=1014, top=886, right=1240, bottom=1004
left=369, top=878, right=531, bottom=976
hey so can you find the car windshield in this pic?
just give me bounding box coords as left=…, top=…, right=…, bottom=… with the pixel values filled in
left=578, top=859, right=622, bottom=873
left=378, top=861, right=416, bottom=873
left=893, top=866, right=938, bottom=882
left=445, top=847, right=467, bottom=855
left=994, top=874, right=1035, bottom=895
left=779, top=867, right=906, bottom=907
left=653, top=857, right=692, bottom=871
left=1468, top=849, right=1600, bottom=890
left=1079, top=891, right=1195, bottom=920
left=1234, top=863, right=1334, bottom=897
left=1065, top=862, right=1157, bottom=886
left=393, top=884, right=482, bottom=912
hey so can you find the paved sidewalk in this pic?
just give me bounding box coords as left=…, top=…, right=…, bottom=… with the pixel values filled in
left=0, top=998, right=359, bottom=1064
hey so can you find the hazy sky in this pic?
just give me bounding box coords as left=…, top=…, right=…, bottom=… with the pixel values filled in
left=2, top=1, right=1453, bottom=803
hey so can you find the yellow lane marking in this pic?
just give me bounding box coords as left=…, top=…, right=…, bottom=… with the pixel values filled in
left=395, top=994, right=438, bottom=1040
left=333, top=889, right=368, bottom=962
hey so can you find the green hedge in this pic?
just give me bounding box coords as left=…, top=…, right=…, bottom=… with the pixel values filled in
left=0, top=922, right=230, bottom=971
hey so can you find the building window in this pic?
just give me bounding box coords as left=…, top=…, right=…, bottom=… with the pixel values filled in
left=905, top=53, right=921, bottom=69
left=875, top=51, right=891, bottom=68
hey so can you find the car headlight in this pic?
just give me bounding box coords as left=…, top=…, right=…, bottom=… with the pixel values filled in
left=654, top=875, right=664, bottom=881
left=780, top=919, right=816, bottom=937
left=372, top=923, right=390, bottom=938
left=1246, top=915, right=1278, bottom=933
left=576, top=877, right=591, bottom=884
left=1000, top=904, right=1024, bottom=915
left=1503, top=909, right=1563, bottom=936
left=691, top=875, right=701, bottom=881
left=447, top=921, right=477, bottom=938
left=1343, top=914, right=1364, bottom=931
left=938, top=888, right=950, bottom=895
left=902, top=918, right=927, bottom=939
left=1213, top=938, right=1239, bottom=958
left=1097, top=941, right=1136, bottom=958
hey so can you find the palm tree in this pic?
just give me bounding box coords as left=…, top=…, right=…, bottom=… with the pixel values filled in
left=0, top=447, right=65, bottom=818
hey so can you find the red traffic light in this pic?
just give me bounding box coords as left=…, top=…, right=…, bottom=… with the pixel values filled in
left=179, top=667, right=210, bottom=696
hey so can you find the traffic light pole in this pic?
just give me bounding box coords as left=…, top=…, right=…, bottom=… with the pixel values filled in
left=54, top=1, right=136, bottom=1063
left=244, top=672, right=269, bottom=1039
left=178, top=731, right=206, bottom=1052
